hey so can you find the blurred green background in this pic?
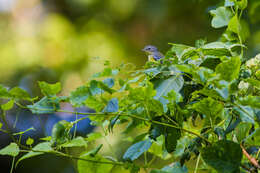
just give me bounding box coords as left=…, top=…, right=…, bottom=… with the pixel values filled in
left=1, top=0, right=260, bottom=172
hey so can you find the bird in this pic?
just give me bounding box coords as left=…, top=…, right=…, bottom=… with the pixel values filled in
left=142, top=45, right=164, bottom=62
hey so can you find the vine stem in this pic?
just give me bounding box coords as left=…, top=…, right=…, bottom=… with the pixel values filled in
left=15, top=103, right=211, bottom=144
left=240, top=144, right=260, bottom=169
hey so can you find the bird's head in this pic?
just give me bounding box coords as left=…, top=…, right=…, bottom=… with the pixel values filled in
left=142, top=45, right=158, bottom=54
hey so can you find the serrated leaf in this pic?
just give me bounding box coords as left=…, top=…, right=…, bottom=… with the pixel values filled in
left=60, top=137, right=87, bottom=148
left=123, top=139, right=152, bottom=161
left=1, top=100, right=14, bottom=111
left=38, top=81, right=61, bottom=96
left=216, top=56, right=241, bottom=82
left=201, top=140, right=242, bottom=173
left=0, top=143, right=19, bottom=157
left=210, top=7, right=233, bottom=28
left=69, top=86, right=90, bottom=107
left=27, top=96, right=60, bottom=114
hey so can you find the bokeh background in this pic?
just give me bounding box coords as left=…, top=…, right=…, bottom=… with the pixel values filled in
left=1, top=0, right=260, bottom=172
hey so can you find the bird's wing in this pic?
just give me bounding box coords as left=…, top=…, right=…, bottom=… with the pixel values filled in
left=153, top=52, right=164, bottom=60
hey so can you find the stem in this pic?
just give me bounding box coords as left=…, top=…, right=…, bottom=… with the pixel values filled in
left=194, top=153, right=201, bottom=173
left=73, top=108, right=78, bottom=139
left=15, top=103, right=211, bottom=144
left=10, top=157, right=15, bottom=173
left=241, top=144, right=260, bottom=169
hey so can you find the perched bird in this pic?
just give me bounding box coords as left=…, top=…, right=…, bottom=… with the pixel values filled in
left=142, top=45, right=164, bottom=62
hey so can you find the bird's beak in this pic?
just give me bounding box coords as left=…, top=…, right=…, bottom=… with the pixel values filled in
left=142, top=48, right=146, bottom=51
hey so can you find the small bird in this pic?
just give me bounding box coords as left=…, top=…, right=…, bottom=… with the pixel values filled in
left=142, top=45, right=164, bottom=62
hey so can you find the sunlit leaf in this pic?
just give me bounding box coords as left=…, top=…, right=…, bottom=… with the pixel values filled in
left=1, top=100, right=14, bottom=111
left=38, top=81, right=61, bottom=96
left=0, top=143, right=19, bottom=157
left=210, top=7, right=233, bottom=28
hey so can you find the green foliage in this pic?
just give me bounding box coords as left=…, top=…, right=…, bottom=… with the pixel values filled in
left=123, top=139, right=152, bottom=161
left=0, top=0, right=260, bottom=173
left=201, top=140, right=242, bottom=173
left=0, top=143, right=20, bottom=157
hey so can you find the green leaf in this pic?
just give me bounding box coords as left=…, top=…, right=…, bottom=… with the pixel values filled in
left=0, top=122, right=2, bottom=129
left=123, top=139, right=152, bottom=161
left=26, top=138, right=34, bottom=146
left=153, top=75, right=184, bottom=106
left=103, top=98, right=118, bottom=113
left=192, top=97, right=223, bottom=126
left=16, top=142, right=53, bottom=166
left=27, top=96, right=60, bottom=114
left=60, top=137, right=87, bottom=148
left=244, top=128, right=260, bottom=146
left=216, top=56, right=241, bottom=82
left=234, top=105, right=255, bottom=124
left=78, top=154, right=114, bottom=173
left=169, top=43, right=193, bottom=60
left=245, top=78, right=260, bottom=89
left=228, top=16, right=250, bottom=42
left=165, top=127, right=181, bottom=153
left=1, top=100, right=14, bottom=111
left=201, top=140, right=242, bottom=173
left=0, top=84, right=10, bottom=98
left=85, top=96, right=104, bottom=112
left=151, top=162, right=188, bottom=173
left=237, top=0, right=247, bottom=10
left=9, top=87, right=32, bottom=101
left=38, top=81, right=61, bottom=96
left=210, top=7, right=233, bottom=28
left=202, top=42, right=232, bottom=56
left=238, top=96, right=260, bottom=109
left=173, top=137, right=191, bottom=157
left=69, top=86, right=90, bottom=107
left=234, top=122, right=252, bottom=143
left=0, top=143, right=19, bottom=157
left=51, top=120, right=72, bottom=145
